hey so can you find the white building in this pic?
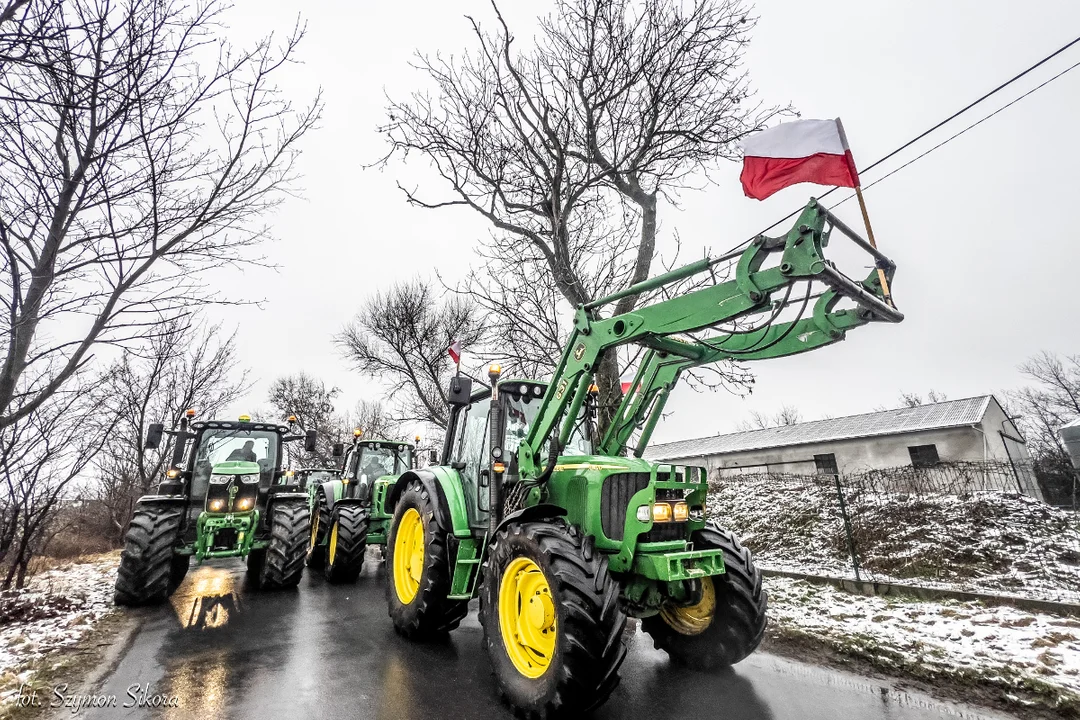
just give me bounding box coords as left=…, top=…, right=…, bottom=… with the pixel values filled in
left=647, top=395, right=1040, bottom=497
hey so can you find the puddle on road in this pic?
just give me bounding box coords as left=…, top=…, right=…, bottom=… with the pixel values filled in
left=168, top=566, right=242, bottom=630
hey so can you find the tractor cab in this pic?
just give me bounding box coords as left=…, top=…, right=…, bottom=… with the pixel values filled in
left=293, top=468, right=339, bottom=491
left=342, top=439, right=415, bottom=503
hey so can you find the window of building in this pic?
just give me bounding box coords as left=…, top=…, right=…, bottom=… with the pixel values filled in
left=908, top=444, right=940, bottom=468
left=814, top=453, right=839, bottom=476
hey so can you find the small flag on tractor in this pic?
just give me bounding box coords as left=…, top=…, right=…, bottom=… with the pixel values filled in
left=448, top=339, right=461, bottom=365
left=740, top=118, right=859, bottom=201
left=620, top=370, right=636, bottom=395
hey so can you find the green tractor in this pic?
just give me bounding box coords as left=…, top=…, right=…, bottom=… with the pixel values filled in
left=377, top=199, right=904, bottom=716
left=113, top=413, right=318, bottom=606
left=305, top=432, right=418, bottom=583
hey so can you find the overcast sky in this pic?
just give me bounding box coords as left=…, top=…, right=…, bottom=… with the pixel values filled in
left=210, top=0, right=1080, bottom=444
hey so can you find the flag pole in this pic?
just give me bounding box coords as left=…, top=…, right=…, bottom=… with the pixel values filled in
left=836, top=117, right=893, bottom=308
left=853, top=185, right=894, bottom=306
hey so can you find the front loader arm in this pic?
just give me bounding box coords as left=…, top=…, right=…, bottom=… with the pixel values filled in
left=516, top=198, right=902, bottom=479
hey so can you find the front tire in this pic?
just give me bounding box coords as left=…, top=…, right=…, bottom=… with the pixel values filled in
left=641, top=523, right=767, bottom=670
left=253, top=501, right=309, bottom=590
left=385, top=480, right=468, bottom=638
left=114, top=504, right=185, bottom=606
left=324, top=504, right=369, bottom=584
left=479, top=519, right=627, bottom=718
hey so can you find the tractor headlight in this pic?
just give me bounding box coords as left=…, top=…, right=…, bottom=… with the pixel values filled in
left=638, top=503, right=676, bottom=523
left=673, top=502, right=689, bottom=522
left=208, top=499, right=226, bottom=512
left=235, top=497, right=254, bottom=511
left=652, top=503, right=673, bottom=523
left=209, top=473, right=230, bottom=484
left=240, top=474, right=260, bottom=484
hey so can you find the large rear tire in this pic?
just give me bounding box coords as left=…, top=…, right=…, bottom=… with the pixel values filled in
left=114, top=504, right=185, bottom=606
left=324, top=504, right=369, bottom=584
left=253, top=501, right=309, bottom=590
left=385, top=480, right=468, bottom=638
left=306, top=491, right=332, bottom=569
left=479, top=519, right=627, bottom=719
left=641, top=523, right=767, bottom=670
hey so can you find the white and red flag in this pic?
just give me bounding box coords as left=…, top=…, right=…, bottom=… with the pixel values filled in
left=740, top=118, right=859, bottom=201
left=447, top=340, right=461, bottom=365
left=620, top=369, right=636, bottom=395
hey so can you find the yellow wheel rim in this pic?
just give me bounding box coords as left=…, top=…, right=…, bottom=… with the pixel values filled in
left=659, top=576, right=716, bottom=636
left=393, top=508, right=424, bottom=604
left=328, top=521, right=339, bottom=565
left=309, top=511, right=320, bottom=551
left=498, top=557, right=556, bottom=679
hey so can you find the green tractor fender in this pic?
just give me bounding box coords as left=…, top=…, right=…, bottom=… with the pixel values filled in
left=385, top=468, right=471, bottom=538
left=266, top=485, right=307, bottom=514
left=135, top=495, right=188, bottom=507
left=491, top=503, right=566, bottom=538
left=317, top=480, right=342, bottom=510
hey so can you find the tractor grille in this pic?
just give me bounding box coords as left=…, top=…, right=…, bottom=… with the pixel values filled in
left=601, top=472, right=650, bottom=541
left=642, top=522, right=688, bottom=543
left=213, top=528, right=238, bottom=550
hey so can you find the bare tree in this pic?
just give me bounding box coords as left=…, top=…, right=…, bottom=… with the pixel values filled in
left=90, top=320, right=248, bottom=543
left=0, top=0, right=321, bottom=428
left=898, top=390, right=948, bottom=408
left=337, top=279, right=487, bottom=430
left=381, top=0, right=781, bottom=428
left=347, top=399, right=405, bottom=442
left=0, top=378, right=116, bottom=588
left=266, top=372, right=340, bottom=466
left=737, top=404, right=802, bottom=431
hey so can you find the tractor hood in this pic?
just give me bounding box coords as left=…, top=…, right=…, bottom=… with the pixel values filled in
left=210, top=460, right=260, bottom=476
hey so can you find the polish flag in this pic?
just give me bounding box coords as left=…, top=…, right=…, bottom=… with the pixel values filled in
left=740, top=118, right=860, bottom=201
left=620, top=370, right=636, bottom=395
left=447, top=340, right=461, bottom=364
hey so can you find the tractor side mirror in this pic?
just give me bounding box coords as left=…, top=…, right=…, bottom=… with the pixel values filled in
left=447, top=376, right=472, bottom=406
left=304, top=430, right=317, bottom=453
left=332, top=442, right=344, bottom=458
left=428, top=450, right=438, bottom=465
left=144, top=423, right=164, bottom=450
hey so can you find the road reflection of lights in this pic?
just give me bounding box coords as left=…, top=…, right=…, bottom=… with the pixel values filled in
left=159, top=648, right=230, bottom=719
left=169, top=566, right=241, bottom=630
left=376, top=651, right=417, bottom=720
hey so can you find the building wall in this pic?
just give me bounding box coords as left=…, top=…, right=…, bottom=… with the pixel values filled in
left=663, top=426, right=988, bottom=478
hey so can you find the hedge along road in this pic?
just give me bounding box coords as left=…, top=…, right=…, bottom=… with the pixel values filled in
left=62, top=555, right=1017, bottom=720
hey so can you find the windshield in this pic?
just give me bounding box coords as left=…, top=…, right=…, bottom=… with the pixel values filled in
left=300, top=470, right=337, bottom=488
left=189, top=428, right=281, bottom=498
left=354, top=444, right=412, bottom=481
left=502, top=382, right=591, bottom=458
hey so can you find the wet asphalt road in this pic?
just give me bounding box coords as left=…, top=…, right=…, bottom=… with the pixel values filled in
left=72, top=554, right=1016, bottom=720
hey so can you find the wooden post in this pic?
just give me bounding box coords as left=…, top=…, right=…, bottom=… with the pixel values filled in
left=854, top=185, right=893, bottom=306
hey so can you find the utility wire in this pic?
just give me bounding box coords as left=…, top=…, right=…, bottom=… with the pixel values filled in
left=831, top=57, right=1080, bottom=209
left=724, top=34, right=1080, bottom=252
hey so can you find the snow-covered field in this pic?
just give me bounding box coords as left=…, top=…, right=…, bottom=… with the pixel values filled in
left=766, top=575, right=1080, bottom=714
left=0, top=554, right=118, bottom=706
left=710, top=476, right=1080, bottom=603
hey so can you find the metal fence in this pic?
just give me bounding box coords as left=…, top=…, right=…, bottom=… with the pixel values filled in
left=706, top=461, right=1080, bottom=603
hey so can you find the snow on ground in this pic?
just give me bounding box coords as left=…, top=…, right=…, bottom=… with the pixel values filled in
left=766, top=575, right=1080, bottom=713
left=0, top=553, right=118, bottom=705
left=710, top=476, right=1080, bottom=603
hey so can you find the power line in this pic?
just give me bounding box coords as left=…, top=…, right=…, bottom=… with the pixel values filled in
left=832, top=57, right=1080, bottom=209
left=731, top=33, right=1080, bottom=249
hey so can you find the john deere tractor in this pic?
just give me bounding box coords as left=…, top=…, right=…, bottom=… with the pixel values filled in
left=113, top=413, right=318, bottom=606
left=378, top=199, right=904, bottom=716
left=306, top=432, right=418, bottom=583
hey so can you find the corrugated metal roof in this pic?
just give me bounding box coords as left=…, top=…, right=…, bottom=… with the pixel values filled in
left=646, top=396, right=994, bottom=460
